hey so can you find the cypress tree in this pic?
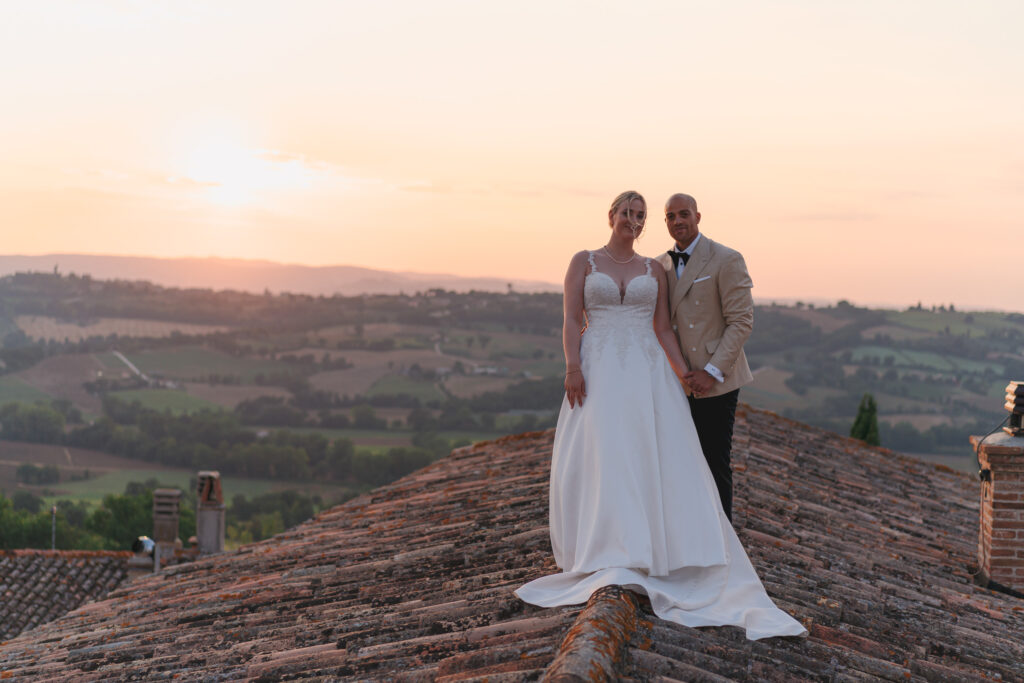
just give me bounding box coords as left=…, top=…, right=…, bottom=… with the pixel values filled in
left=850, top=392, right=880, bottom=446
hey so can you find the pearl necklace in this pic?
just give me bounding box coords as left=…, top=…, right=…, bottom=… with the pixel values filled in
left=602, top=246, right=635, bottom=264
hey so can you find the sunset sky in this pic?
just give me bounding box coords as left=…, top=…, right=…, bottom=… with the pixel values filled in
left=1, top=1, right=1021, bottom=310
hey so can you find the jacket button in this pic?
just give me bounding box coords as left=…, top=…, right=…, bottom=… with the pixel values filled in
left=689, top=323, right=694, bottom=328
left=691, top=347, right=697, bottom=351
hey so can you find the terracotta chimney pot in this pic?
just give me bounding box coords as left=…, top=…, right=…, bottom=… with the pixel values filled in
left=196, top=471, right=226, bottom=555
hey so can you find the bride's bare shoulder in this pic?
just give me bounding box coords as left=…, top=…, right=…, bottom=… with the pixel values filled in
left=567, top=250, right=599, bottom=269
left=644, top=256, right=668, bottom=275
left=564, top=250, right=595, bottom=281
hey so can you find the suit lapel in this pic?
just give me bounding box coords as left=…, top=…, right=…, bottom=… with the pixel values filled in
left=670, top=236, right=712, bottom=311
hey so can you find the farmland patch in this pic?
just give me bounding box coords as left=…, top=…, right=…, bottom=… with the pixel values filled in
left=443, top=375, right=515, bottom=398
left=182, top=382, right=291, bottom=409
left=14, top=353, right=107, bottom=416
left=308, top=348, right=466, bottom=397
left=887, top=309, right=1022, bottom=337
left=847, top=346, right=1004, bottom=375
left=109, top=389, right=224, bottom=415
left=39, top=469, right=275, bottom=507
left=748, top=366, right=796, bottom=397
left=0, top=440, right=172, bottom=497
left=366, top=374, right=446, bottom=402
left=0, top=375, right=52, bottom=406
left=878, top=414, right=953, bottom=430
left=859, top=324, right=930, bottom=341
left=0, top=440, right=355, bottom=509
left=768, top=308, right=852, bottom=334
left=441, top=329, right=560, bottom=362
left=16, top=315, right=229, bottom=341
left=123, top=347, right=286, bottom=382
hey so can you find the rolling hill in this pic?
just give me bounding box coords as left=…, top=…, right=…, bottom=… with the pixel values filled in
left=0, top=254, right=560, bottom=296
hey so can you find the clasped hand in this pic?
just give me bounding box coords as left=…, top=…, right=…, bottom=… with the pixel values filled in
left=683, top=369, right=716, bottom=397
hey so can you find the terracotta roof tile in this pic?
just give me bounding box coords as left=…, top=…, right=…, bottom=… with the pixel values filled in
left=0, top=408, right=1022, bottom=681
left=0, top=550, right=130, bottom=642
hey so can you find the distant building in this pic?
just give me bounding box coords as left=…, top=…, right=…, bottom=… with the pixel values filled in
left=472, top=365, right=507, bottom=376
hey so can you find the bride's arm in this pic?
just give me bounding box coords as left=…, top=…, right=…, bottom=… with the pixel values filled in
left=562, top=251, right=589, bottom=408
left=651, top=261, right=691, bottom=389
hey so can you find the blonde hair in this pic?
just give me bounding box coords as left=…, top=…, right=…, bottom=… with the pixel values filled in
left=609, top=191, right=646, bottom=236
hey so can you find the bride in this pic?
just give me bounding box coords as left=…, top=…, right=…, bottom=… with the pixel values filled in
left=515, top=191, right=806, bottom=640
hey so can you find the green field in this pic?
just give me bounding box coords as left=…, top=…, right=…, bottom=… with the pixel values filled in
left=92, top=351, right=129, bottom=371
left=270, top=426, right=502, bottom=450
left=39, top=468, right=350, bottom=508
left=887, top=309, right=1024, bottom=337
left=870, top=390, right=946, bottom=413
left=0, top=375, right=52, bottom=405
left=265, top=426, right=405, bottom=442
left=123, top=347, right=287, bottom=382
left=848, top=346, right=1004, bottom=375
left=109, top=389, right=224, bottom=415
left=519, top=358, right=565, bottom=377
left=440, top=328, right=560, bottom=361
left=743, top=383, right=846, bottom=414
left=436, top=429, right=504, bottom=443
left=390, top=335, right=433, bottom=350
left=366, top=374, right=447, bottom=402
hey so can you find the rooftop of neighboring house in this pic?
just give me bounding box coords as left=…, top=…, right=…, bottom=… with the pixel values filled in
left=0, top=406, right=1021, bottom=681
left=0, top=550, right=130, bottom=642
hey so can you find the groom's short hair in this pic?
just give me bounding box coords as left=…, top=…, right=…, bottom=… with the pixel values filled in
left=665, top=193, right=698, bottom=212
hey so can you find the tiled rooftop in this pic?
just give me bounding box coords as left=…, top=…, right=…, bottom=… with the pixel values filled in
left=0, top=550, right=130, bottom=642
left=1, top=405, right=1022, bottom=681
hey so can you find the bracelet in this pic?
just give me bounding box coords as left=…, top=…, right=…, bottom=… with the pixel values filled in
left=565, top=369, right=582, bottom=375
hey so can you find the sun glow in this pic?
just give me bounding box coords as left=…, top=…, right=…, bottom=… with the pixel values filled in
left=176, top=128, right=316, bottom=207
left=2, top=2, right=1022, bottom=308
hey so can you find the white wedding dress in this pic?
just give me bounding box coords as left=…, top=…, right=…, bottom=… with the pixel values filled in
left=515, top=254, right=806, bottom=640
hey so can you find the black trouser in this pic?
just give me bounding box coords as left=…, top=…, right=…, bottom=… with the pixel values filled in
left=687, top=389, right=740, bottom=522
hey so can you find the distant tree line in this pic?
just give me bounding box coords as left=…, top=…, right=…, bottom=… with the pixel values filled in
left=16, top=463, right=61, bottom=485
left=68, top=396, right=353, bottom=480
left=0, top=397, right=468, bottom=489
left=0, top=272, right=562, bottom=337
left=0, top=481, right=196, bottom=551
left=806, top=409, right=995, bottom=455
left=1, top=479, right=331, bottom=550
left=227, top=490, right=334, bottom=544
left=228, top=374, right=563, bottom=433
left=878, top=418, right=997, bottom=455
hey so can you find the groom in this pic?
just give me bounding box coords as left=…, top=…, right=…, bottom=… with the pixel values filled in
left=655, top=193, right=754, bottom=523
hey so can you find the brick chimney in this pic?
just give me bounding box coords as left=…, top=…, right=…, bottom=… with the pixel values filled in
left=152, top=488, right=181, bottom=572
left=971, top=381, right=1024, bottom=596
left=196, top=471, right=225, bottom=555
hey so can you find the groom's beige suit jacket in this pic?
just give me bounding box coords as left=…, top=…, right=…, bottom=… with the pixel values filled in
left=655, top=235, right=754, bottom=398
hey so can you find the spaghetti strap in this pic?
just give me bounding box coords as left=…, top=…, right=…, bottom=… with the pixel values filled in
left=588, top=251, right=598, bottom=272
left=644, top=257, right=652, bottom=275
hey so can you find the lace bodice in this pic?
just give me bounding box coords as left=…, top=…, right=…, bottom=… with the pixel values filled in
left=582, top=252, right=662, bottom=361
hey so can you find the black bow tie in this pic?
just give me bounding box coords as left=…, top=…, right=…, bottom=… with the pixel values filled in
left=668, top=250, right=690, bottom=268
